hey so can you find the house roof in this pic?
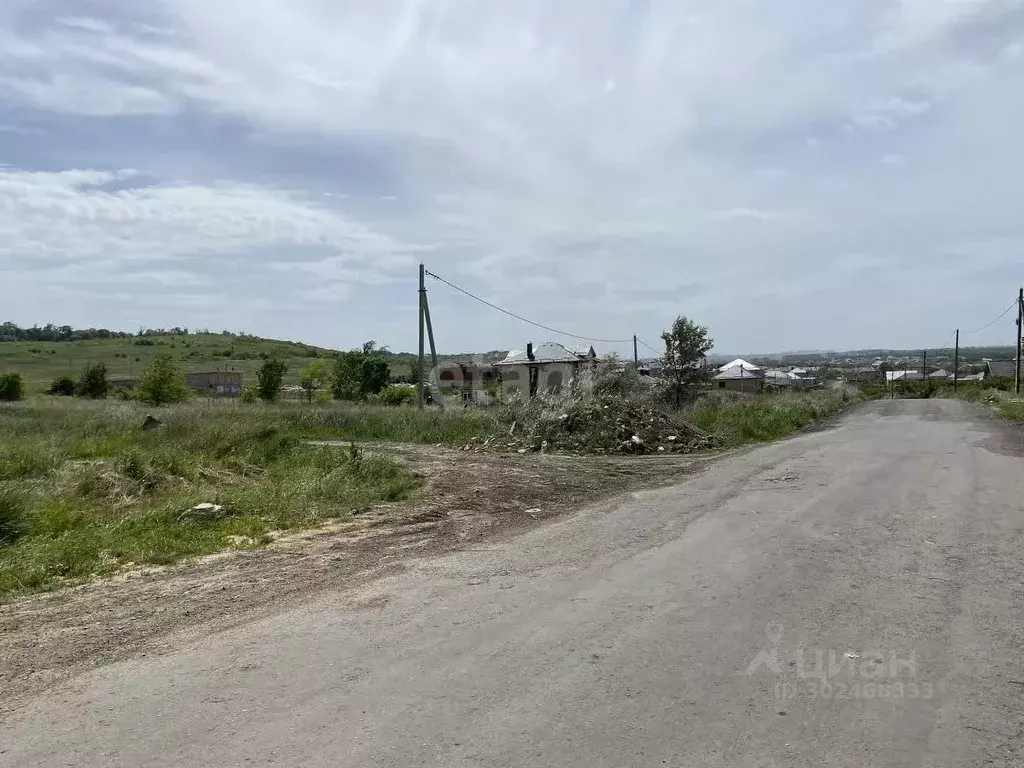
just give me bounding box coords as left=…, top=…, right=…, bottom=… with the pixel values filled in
left=718, top=358, right=762, bottom=372
left=930, top=369, right=949, bottom=379
left=495, top=342, right=580, bottom=365
left=764, top=369, right=800, bottom=379
left=714, top=364, right=765, bottom=380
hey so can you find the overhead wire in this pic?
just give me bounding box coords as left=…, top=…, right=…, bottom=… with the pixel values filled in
left=424, top=269, right=633, bottom=345
left=962, top=301, right=1018, bottom=336
left=636, top=338, right=662, bottom=357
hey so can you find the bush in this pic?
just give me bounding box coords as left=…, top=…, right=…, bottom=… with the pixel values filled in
left=77, top=362, right=109, bottom=399
left=135, top=354, right=190, bottom=405
left=0, top=372, right=26, bottom=402
left=373, top=384, right=418, bottom=407
left=48, top=375, right=76, bottom=397
left=240, top=384, right=258, bottom=404
left=256, top=357, right=288, bottom=402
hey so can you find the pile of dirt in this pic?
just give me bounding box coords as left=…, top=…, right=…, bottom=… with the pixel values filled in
left=488, top=398, right=715, bottom=455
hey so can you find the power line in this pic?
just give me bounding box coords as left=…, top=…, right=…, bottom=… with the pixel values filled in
left=933, top=330, right=957, bottom=351
left=637, top=337, right=662, bottom=357
left=963, top=301, right=1017, bottom=336
left=424, top=269, right=633, bottom=345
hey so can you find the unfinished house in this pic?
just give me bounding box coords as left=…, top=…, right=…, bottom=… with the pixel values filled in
left=495, top=342, right=597, bottom=399
left=436, top=361, right=498, bottom=405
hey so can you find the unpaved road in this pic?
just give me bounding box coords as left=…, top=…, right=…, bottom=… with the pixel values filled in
left=4, top=399, right=1024, bottom=767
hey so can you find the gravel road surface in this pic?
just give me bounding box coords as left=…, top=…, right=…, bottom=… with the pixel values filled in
left=4, top=399, right=1024, bottom=767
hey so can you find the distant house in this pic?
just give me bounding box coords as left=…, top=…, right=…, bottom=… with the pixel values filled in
left=718, top=358, right=762, bottom=374
left=848, top=367, right=884, bottom=383
left=495, top=342, right=597, bottom=399
left=714, top=362, right=764, bottom=392
left=186, top=370, right=243, bottom=396
left=929, top=369, right=950, bottom=380
left=762, top=369, right=799, bottom=389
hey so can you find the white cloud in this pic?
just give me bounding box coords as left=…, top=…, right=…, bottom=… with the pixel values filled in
left=1, top=1, right=1023, bottom=351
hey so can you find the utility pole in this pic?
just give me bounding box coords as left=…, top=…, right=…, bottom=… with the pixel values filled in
left=954, top=329, right=959, bottom=392
left=923, top=350, right=927, bottom=382
left=418, top=263, right=426, bottom=409
left=1016, top=287, right=1023, bottom=396
left=633, top=335, right=639, bottom=369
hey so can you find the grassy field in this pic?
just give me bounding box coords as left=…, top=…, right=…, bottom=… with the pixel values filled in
left=0, top=398, right=503, bottom=597
left=0, top=332, right=488, bottom=392
left=0, top=333, right=337, bottom=391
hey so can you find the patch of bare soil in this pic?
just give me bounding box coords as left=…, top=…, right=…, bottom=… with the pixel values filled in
left=0, top=445, right=719, bottom=712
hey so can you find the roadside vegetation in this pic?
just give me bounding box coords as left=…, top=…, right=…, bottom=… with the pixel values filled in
left=0, top=398, right=440, bottom=598
left=859, top=375, right=1024, bottom=421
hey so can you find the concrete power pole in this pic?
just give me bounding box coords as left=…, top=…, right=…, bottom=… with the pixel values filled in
left=418, top=263, right=426, bottom=409
left=633, top=335, right=639, bottom=369
left=953, top=329, right=959, bottom=392
left=1016, top=287, right=1023, bottom=396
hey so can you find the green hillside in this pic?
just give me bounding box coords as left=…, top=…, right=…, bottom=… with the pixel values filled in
left=0, top=332, right=338, bottom=390
left=0, top=324, right=503, bottom=392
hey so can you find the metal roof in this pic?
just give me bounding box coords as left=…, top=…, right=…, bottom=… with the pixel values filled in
left=495, top=342, right=581, bottom=365
left=719, top=358, right=762, bottom=372
left=714, top=364, right=765, bottom=380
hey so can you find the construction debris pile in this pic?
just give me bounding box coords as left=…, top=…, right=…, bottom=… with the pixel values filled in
left=489, top=395, right=714, bottom=455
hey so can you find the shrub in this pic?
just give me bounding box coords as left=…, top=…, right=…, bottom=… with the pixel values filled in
left=135, top=353, right=190, bottom=405
left=256, top=357, right=288, bottom=402
left=373, top=384, right=418, bottom=407
left=240, top=384, right=258, bottom=404
left=77, top=362, right=109, bottom=399
left=48, top=375, right=76, bottom=396
left=0, top=372, right=26, bottom=402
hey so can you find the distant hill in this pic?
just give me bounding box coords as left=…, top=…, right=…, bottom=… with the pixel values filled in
left=0, top=323, right=505, bottom=390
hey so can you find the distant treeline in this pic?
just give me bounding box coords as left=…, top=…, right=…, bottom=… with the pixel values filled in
left=0, top=322, right=248, bottom=344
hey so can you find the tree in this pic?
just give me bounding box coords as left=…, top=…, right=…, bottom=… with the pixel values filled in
left=256, top=357, right=288, bottom=402
left=48, top=375, right=76, bottom=396
left=76, top=362, right=109, bottom=399
left=330, top=351, right=363, bottom=400
left=135, top=354, right=190, bottom=405
left=661, top=315, right=714, bottom=408
left=0, top=372, right=25, bottom=402
left=329, top=341, right=392, bottom=401
left=360, top=342, right=391, bottom=397
left=299, top=360, right=328, bottom=403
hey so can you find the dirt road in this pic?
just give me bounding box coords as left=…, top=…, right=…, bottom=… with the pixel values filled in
left=4, top=399, right=1024, bottom=766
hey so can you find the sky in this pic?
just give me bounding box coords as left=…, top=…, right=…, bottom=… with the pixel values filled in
left=2, top=0, right=1024, bottom=358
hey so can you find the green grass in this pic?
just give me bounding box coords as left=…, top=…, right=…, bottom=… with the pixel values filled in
left=688, top=388, right=854, bottom=446
left=0, top=333, right=336, bottom=391
left=0, top=331, right=491, bottom=392
left=0, top=397, right=450, bottom=598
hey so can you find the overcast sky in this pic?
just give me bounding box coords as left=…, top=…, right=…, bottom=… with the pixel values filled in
left=2, top=0, right=1023, bottom=357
